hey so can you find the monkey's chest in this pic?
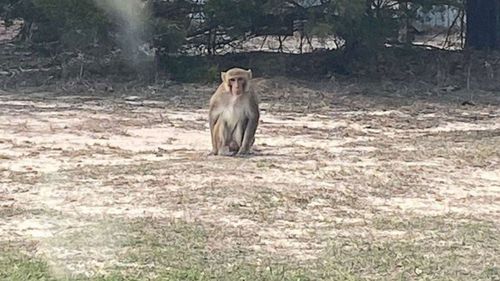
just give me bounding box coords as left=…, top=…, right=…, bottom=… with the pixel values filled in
left=220, top=103, right=249, bottom=127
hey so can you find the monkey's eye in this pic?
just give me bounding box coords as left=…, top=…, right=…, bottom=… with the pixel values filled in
left=229, top=78, right=236, bottom=82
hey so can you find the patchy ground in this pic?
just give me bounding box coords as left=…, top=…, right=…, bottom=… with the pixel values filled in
left=0, top=78, right=499, bottom=280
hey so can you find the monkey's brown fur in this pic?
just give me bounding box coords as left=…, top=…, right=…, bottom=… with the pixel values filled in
left=208, top=68, right=259, bottom=156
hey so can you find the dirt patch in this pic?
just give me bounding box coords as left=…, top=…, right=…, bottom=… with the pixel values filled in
left=1, top=78, right=499, bottom=279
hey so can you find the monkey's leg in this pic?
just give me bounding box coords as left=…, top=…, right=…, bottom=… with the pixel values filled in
left=237, top=117, right=258, bottom=155
left=217, top=121, right=234, bottom=156
left=230, top=120, right=246, bottom=153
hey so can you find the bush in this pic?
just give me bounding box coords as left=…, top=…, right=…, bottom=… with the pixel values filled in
left=1, top=0, right=109, bottom=48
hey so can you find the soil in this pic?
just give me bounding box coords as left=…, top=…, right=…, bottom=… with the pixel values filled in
left=1, top=73, right=499, bottom=277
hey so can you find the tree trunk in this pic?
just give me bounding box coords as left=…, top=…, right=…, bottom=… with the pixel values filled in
left=466, top=0, right=499, bottom=49
left=14, top=21, right=34, bottom=42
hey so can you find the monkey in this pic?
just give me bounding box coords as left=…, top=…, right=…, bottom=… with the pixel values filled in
left=208, top=67, right=260, bottom=156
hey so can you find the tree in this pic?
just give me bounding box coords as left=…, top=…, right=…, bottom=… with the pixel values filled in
left=466, top=0, right=499, bottom=49
left=0, top=0, right=110, bottom=48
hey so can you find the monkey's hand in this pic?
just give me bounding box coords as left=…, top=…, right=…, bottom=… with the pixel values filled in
left=235, top=149, right=251, bottom=157
left=218, top=146, right=235, bottom=157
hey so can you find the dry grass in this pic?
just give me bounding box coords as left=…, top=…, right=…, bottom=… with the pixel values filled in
left=0, top=78, right=499, bottom=280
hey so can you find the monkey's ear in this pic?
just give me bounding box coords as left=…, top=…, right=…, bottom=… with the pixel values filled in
left=221, top=72, right=231, bottom=92
left=247, top=69, right=252, bottom=79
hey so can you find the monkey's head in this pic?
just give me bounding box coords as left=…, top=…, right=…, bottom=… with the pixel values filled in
left=221, top=68, right=252, bottom=96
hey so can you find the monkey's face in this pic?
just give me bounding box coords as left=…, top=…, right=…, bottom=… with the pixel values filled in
left=221, top=68, right=252, bottom=95
left=228, top=77, right=246, bottom=96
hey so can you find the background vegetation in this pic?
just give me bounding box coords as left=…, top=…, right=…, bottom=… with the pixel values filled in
left=0, top=0, right=498, bottom=82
